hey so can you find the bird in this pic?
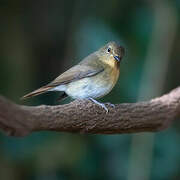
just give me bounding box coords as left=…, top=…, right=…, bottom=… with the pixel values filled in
left=22, top=41, right=125, bottom=112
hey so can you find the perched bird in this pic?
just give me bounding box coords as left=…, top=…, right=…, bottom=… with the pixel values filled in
left=22, top=41, right=125, bottom=112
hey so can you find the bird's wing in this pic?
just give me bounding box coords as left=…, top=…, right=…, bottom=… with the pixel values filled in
left=21, top=53, right=104, bottom=99
left=21, top=64, right=104, bottom=100
left=46, top=64, right=104, bottom=87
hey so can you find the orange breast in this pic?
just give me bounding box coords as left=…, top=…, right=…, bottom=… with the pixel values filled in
left=105, top=56, right=120, bottom=86
left=111, top=65, right=120, bottom=85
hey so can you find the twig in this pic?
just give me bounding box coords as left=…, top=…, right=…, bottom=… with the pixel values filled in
left=0, top=87, right=179, bottom=137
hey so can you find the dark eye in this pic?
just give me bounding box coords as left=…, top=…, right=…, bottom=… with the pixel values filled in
left=107, top=47, right=111, bottom=53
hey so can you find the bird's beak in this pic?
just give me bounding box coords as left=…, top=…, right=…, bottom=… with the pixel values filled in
left=114, top=56, right=121, bottom=62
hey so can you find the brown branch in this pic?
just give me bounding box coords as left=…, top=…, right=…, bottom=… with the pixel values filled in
left=0, top=87, right=180, bottom=137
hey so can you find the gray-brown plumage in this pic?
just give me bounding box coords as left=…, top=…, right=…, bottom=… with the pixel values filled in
left=22, top=42, right=125, bottom=111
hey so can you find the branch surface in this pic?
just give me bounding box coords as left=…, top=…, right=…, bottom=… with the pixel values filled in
left=0, top=87, right=180, bottom=137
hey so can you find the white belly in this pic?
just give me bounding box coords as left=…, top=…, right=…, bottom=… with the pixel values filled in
left=65, top=77, right=113, bottom=99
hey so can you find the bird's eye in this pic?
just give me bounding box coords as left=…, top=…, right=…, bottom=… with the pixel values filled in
left=107, top=47, right=111, bottom=53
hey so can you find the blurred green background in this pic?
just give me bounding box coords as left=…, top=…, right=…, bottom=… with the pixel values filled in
left=0, top=0, right=180, bottom=180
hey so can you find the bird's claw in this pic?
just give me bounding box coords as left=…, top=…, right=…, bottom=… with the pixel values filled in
left=98, top=103, right=109, bottom=112
left=105, top=102, right=115, bottom=108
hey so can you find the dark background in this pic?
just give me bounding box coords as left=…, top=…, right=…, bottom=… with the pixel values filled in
left=0, top=0, right=180, bottom=180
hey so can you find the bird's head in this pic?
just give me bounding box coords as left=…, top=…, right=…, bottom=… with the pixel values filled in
left=98, top=41, right=125, bottom=65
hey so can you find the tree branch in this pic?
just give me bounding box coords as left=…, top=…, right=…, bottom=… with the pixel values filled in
left=0, top=87, right=180, bottom=137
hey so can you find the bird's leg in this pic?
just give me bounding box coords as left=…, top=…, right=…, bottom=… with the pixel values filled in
left=88, top=98, right=109, bottom=112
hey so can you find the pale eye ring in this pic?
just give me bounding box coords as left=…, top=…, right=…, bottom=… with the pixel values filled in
left=107, top=47, right=111, bottom=53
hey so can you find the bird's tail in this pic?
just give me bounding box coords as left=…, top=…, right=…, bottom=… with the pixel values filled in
left=21, top=86, right=53, bottom=100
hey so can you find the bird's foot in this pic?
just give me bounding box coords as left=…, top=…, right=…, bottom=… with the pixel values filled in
left=105, top=102, right=115, bottom=108
left=89, top=98, right=109, bottom=112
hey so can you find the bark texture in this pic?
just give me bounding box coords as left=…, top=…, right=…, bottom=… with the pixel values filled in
left=0, top=87, right=180, bottom=137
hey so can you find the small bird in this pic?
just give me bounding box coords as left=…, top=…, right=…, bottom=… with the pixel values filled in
left=22, top=41, right=125, bottom=112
